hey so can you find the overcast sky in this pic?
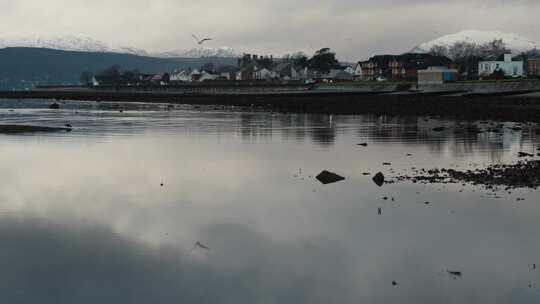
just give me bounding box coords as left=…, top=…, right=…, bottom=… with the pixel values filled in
left=0, top=0, right=538, bottom=60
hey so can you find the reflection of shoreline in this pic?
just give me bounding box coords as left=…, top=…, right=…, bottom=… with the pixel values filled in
left=2, top=89, right=540, bottom=122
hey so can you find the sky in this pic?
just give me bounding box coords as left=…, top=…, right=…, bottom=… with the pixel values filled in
left=0, top=0, right=539, bottom=61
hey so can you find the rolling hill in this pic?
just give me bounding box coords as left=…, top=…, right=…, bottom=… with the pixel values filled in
left=0, top=47, right=237, bottom=90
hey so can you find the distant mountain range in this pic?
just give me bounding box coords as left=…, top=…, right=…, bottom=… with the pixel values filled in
left=412, top=30, right=540, bottom=55
left=0, top=47, right=237, bottom=90
left=0, top=35, right=243, bottom=58
left=0, top=35, right=149, bottom=56
left=152, top=47, right=242, bottom=58
left=0, top=34, right=244, bottom=89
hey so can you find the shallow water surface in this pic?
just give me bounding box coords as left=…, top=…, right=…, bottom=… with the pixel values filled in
left=1, top=100, right=540, bottom=303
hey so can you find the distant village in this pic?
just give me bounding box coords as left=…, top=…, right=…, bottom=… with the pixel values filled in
left=89, top=41, right=540, bottom=88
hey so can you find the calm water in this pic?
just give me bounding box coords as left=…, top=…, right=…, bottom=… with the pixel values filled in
left=1, top=99, right=540, bottom=303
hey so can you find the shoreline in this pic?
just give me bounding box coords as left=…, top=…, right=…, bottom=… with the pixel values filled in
left=2, top=89, right=540, bottom=122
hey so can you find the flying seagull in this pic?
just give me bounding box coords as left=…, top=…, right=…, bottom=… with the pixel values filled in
left=192, top=34, right=213, bottom=45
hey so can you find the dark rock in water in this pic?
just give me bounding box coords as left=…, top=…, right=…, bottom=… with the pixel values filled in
left=392, top=281, right=398, bottom=286
left=316, top=170, right=345, bottom=185
left=447, top=271, right=462, bottom=277
left=518, top=152, right=534, bottom=157
left=49, top=103, right=60, bottom=109
left=65, top=124, right=72, bottom=128
left=373, top=172, right=385, bottom=187
left=433, top=127, right=445, bottom=132
left=362, top=172, right=371, bottom=175
left=357, top=143, right=368, bottom=147
left=0, top=124, right=71, bottom=134
left=383, top=162, right=392, bottom=166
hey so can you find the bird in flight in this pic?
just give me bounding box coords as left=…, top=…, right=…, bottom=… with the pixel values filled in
left=192, top=34, right=213, bottom=45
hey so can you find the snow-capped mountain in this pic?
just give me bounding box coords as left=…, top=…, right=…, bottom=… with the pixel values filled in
left=152, top=47, right=242, bottom=58
left=412, top=30, right=540, bottom=54
left=0, top=35, right=149, bottom=56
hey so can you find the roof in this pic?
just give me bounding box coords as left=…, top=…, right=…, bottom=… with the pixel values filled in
left=274, top=62, right=292, bottom=73
left=150, top=73, right=169, bottom=81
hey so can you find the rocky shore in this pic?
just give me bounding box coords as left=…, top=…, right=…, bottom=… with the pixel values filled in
left=392, top=157, right=540, bottom=189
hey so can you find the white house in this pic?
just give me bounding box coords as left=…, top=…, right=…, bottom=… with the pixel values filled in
left=273, top=63, right=305, bottom=80
left=354, top=63, right=363, bottom=80
left=170, top=70, right=192, bottom=82
left=343, top=65, right=356, bottom=75
left=254, top=68, right=275, bottom=80
left=198, top=71, right=220, bottom=82
left=478, top=54, right=524, bottom=78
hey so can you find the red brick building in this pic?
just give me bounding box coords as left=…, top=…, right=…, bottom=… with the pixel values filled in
left=359, top=53, right=452, bottom=81
left=528, top=58, right=540, bottom=77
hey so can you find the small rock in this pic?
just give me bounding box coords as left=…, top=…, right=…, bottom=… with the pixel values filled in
left=392, top=281, right=398, bottom=286
left=447, top=270, right=462, bottom=277
left=49, top=103, right=60, bottom=109
left=383, top=162, right=392, bottom=166
left=316, top=170, right=345, bottom=185
left=372, top=172, right=385, bottom=187
left=357, top=143, right=368, bottom=147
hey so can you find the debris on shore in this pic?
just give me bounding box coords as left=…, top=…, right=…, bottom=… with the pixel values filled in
left=393, top=160, right=540, bottom=189
left=316, top=170, right=345, bottom=184
left=0, top=124, right=72, bottom=134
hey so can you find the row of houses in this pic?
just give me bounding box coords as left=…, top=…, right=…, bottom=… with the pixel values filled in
left=93, top=51, right=540, bottom=87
